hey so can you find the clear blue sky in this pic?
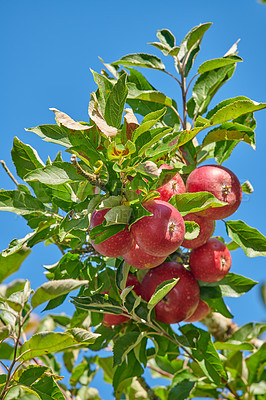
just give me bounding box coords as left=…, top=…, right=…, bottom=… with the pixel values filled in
left=1, top=0, right=266, bottom=397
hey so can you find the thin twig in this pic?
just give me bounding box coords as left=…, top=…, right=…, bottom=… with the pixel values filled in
left=0, top=160, right=19, bottom=187
left=147, top=362, right=174, bottom=379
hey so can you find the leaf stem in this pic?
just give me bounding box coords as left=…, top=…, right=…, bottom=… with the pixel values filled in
left=162, top=69, right=182, bottom=86
left=0, top=160, right=19, bottom=187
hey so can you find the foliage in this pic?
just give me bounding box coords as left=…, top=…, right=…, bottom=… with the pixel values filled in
left=0, top=24, right=266, bottom=400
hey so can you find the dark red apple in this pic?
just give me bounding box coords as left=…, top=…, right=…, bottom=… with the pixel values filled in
left=140, top=262, right=200, bottom=324
left=186, top=165, right=242, bottom=220
left=156, top=164, right=186, bottom=202
left=89, top=208, right=133, bottom=257
left=181, top=213, right=215, bottom=249
left=189, top=238, right=232, bottom=282
left=184, top=299, right=210, bottom=322
left=123, top=241, right=166, bottom=269
left=131, top=200, right=185, bottom=257
left=102, top=274, right=140, bottom=327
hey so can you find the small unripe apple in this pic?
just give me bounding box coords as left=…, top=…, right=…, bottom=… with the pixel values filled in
left=184, top=299, right=210, bottom=322
left=186, top=165, right=242, bottom=220
left=181, top=213, right=215, bottom=249
left=156, top=164, right=186, bottom=202
left=131, top=200, right=185, bottom=257
left=140, top=262, right=200, bottom=324
left=89, top=208, right=133, bottom=257
left=189, top=238, right=232, bottom=282
left=123, top=241, right=166, bottom=269
left=102, top=274, right=140, bottom=327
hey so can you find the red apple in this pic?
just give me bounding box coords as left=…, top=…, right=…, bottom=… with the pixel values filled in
left=123, top=241, right=166, bottom=269
left=89, top=208, right=133, bottom=257
left=131, top=200, right=185, bottom=257
left=181, top=213, right=215, bottom=249
left=189, top=238, right=232, bottom=282
left=140, top=262, right=200, bottom=324
left=186, top=165, right=242, bottom=220
left=184, top=299, right=210, bottom=322
left=103, top=274, right=140, bottom=327
left=156, top=164, right=186, bottom=202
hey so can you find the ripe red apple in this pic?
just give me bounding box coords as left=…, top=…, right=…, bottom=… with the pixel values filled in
left=140, top=262, right=200, bottom=324
left=156, top=164, right=186, bottom=202
left=89, top=208, right=133, bottom=257
left=103, top=274, right=140, bottom=327
left=186, top=165, right=242, bottom=220
left=181, top=213, right=215, bottom=249
left=184, top=299, right=210, bottom=322
left=189, top=238, right=232, bottom=282
left=123, top=241, right=166, bottom=269
left=131, top=200, right=185, bottom=257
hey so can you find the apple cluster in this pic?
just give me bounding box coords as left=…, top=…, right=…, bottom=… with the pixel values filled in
left=89, top=164, right=242, bottom=327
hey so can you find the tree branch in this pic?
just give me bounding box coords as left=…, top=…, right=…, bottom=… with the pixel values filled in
left=137, top=376, right=161, bottom=400
left=0, top=160, right=19, bottom=187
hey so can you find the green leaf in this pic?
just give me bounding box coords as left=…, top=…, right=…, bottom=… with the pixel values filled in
left=209, top=98, right=266, bottom=126
left=72, top=294, right=124, bottom=315
left=113, top=53, right=165, bottom=70
left=104, top=73, right=128, bottom=128
left=113, top=351, right=144, bottom=393
left=103, top=205, right=132, bottom=226
left=157, top=29, right=175, bottom=49
left=30, top=375, right=65, bottom=400
left=225, top=220, right=266, bottom=257
left=137, top=127, right=172, bottom=156
left=18, top=329, right=100, bottom=361
left=0, top=246, right=31, bottom=284
left=26, top=124, right=71, bottom=148
left=199, top=272, right=258, bottom=298
left=0, top=190, right=45, bottom=216
left=180, top=324, right=227, bottom=384
left=198, top=56, right=242, bottom=74
left=246, top=343, right=266, bottom=384
left=24, top=162, right=86, bottom=185
left=19, top=366, right=48, bottom=386
left=169, top=379, right=196, bottom=400
left=31, top=279, right=88, bottom=309
left=132, top=107, right=167, bottom=141
left=230, top=323, right=266, bottom=342
left=203, top=296, right=233, bottom=318
left=0, top=325, right=12, bottom=341
left=89, top=223, right=126, bottom=244
left=0, top=342, right=14, bottom=359
left=214, top=341, right=253, bottom=351
left=147, top=278, right=180, bottom=310
left=178, top=23, right=212, bottom=63
left=184, top=221, right=200, bottom=240
left=202, top=122, right=255, bottom=149
left=127, top=83, right=174, bottom=111
left=113, top=332, right=146, bottom=367
left=169, top=191, right=227, bottom=216
left=241, top=181, right=254, bottom=194
left=187, top=64, right=236, bottom=118
left=90, top=69, right=113, bottom=110
left=11, top=137, right=45, bottom=179
left=214, top=140, right=238, bottom=165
